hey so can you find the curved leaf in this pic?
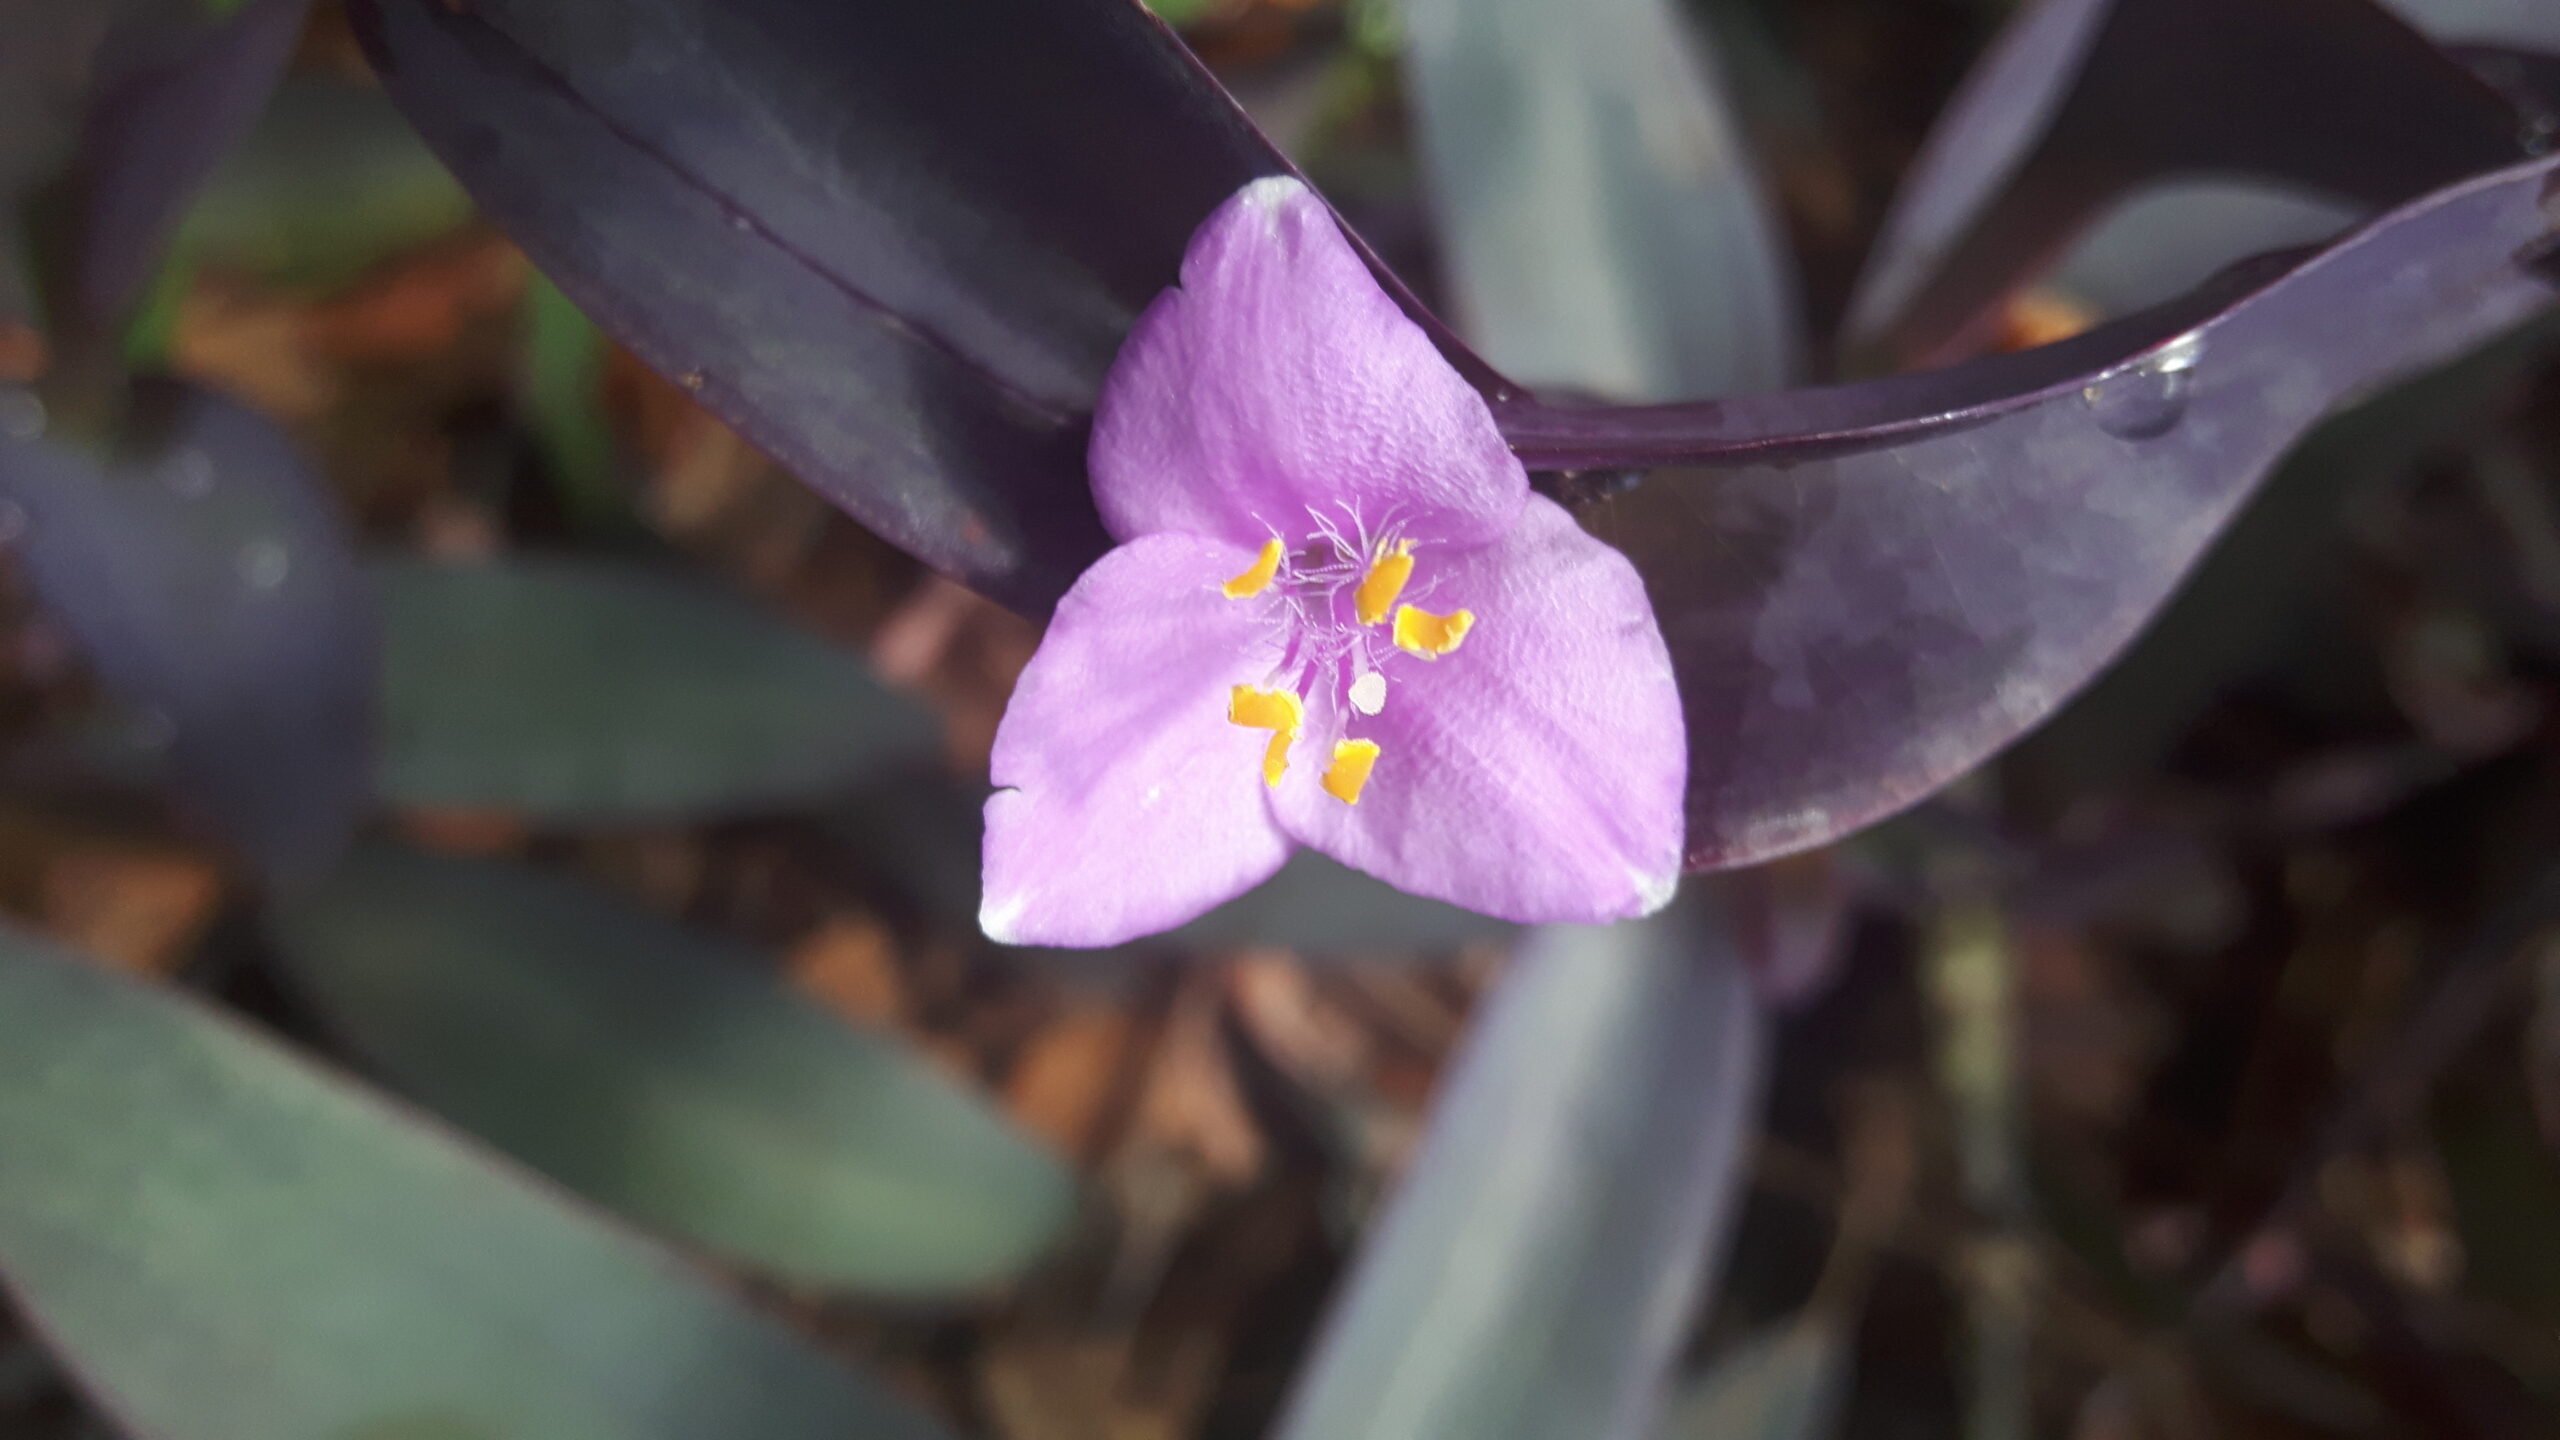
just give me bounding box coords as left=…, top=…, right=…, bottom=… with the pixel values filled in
left=0, top=927, right=952, bottom=1440
left=266, top=844, right=1076, bottom=1295
left=1273, top=902, right=1767, bottom=1440
left=0, top=377, right=375, bottom=883
left=1574, top=157, right=2560, bottom=867
left=378, top=555, right=936, bottom=820
left=1840, top=0, right=2530, bottom=365
left=1402, top=0, right=1803, bottom=399
left=27, top=0, right=309, bottom=347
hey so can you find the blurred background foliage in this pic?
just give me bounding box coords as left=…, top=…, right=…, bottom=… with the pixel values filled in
left=2, top=0, right=2559, bottom=1438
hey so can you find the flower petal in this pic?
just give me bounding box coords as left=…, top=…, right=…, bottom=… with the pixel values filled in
left=982, top=533, right=1296, bottom=946
left=1271, top=497, right=1685, bottom=922
left=1090, top=177, right=1527, bottom=549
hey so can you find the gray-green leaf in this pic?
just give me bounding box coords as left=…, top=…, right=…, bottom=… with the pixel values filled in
left=378, top=555, right=936, bottom=820
left=0, top=927, right=953, bottom=1440
left=266, top=843, right=1076, bottom=1294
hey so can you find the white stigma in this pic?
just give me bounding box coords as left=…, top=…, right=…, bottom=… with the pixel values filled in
left=1348, top=669, right=1387, bottom=716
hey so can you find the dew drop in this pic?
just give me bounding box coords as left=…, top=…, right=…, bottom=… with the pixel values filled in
left=0, top=390, right=45, bottom=442
left=728, top=211, right=754, bottom=232
left=1349, top=670, right=1387, bottom=716
left=131, top=707, right=176, bottom=750
left=2080, top=331, right=2204, bottom=442
left=0, top=501, right=28, bottom=546
left=238, top=538, right=291, bottom=590
left=164, top=448, right=216, bottom=498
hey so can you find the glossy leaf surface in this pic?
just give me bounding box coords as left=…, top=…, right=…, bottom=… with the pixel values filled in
left=1273, top=902, right=1766, bottom=1440
left=351, top=0, right=1308, bottom=610
left=267, top=844, right=1074, bottom=1294
left=356, top=0, right=2560, bottom=875
left=0, top=378, right=374, bottom=883
left=0, top=926, right=952, bottom=1440
left=1573, top=157, right=2560, bottom=867
left=378, top=555, right=936, bottom=821
left=1402, top=0, right=1803, bottom=399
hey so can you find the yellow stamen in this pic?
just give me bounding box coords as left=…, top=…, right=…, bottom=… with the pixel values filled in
left=1353, top=540, right=1415, bottom=625
left=1261, top=730, right=1293, bottom=786
left=1228, top=684, right=1303, bottom=786
left=1221, top=537, right=1285, bottom=599
left=1393, top=604, right=1475, bottom=658
left=1322, top=739, right=1380, bottom=804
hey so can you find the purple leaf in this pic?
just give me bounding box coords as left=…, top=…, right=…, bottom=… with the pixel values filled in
left=1576, top=156, right=2560, bottom=868
left=355, top=0, right=2560, bottom=877
left=21, top=0, right=310, bottom=345
left=0, top=378, right=375, bottom=884
left=1842, top=0, right=2534, bottom=367
left=349, top=0, right=1495, bottom=612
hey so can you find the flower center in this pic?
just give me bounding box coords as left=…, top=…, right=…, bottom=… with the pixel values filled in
left=1216, top=514, right=1475, bottom=803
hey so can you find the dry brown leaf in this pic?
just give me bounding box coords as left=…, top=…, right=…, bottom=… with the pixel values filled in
left=1225, top=951, right=1370, bottom=1092
left=1008, top=1006, right=1143, bottom=1161
left=39, top=843, right=221, bottom=975
left=788, top=912, right=908, bottom=1027
left=979, top=1334, right=1213, bottom=1440
left=393, top=807, right=527, bottom=856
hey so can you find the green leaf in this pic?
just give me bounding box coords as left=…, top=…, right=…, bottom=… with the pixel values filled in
left=520, top=272, right=627, bottom=530
left=0, top=927, right=953, bottom=1440
left=379, top=555, right=937, bottom=820
left=266, top=843, right=1076, bottom=1295
left=1655, top=1319, right=1850, bottom=1440
left=1273, top=902, right=1768, bottom=1440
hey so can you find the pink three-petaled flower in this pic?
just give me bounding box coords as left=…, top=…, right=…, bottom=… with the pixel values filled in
left=981, top=177, right=1687, bottom=946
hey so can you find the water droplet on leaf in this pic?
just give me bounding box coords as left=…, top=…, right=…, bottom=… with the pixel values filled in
left=0, top=390, right=44, bottom=441
left=238, top=539, right=291, bottom=590
left=0, top=502, right=28, bottom=546
left=2080, top=331, right=2204, bottom=442
left=164, top=448, right=216, bottom=498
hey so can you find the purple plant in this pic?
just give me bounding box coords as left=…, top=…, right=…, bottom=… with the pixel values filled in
left=982, top=178, right=1685, bottom=944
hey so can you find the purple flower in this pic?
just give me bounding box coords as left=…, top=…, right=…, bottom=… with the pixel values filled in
left=980, top=177, right=1686, bottom=946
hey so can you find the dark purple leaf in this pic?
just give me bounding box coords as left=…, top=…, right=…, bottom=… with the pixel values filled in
left=356, top=0, right=2560, bottom=878
left=35, top=0, right=310, bottom=345
left=348, top=0, right=1497, bottom=611
left=1842, top=0, right=2534, bottom=367
left=0, top=378, right=375, bottom=883
left=1572, top=155, right=2560, bottom=868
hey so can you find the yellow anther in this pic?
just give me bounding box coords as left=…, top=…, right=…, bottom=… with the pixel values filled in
left=1392, top=604, right=1474, bottom=659
left=1222, top=538, right=1284, bottom=599
left=1228, top=684, right=1303, bottom=787
left=1321, top=739, right=1380, bottom=804
left=1353, top=539, right=1415, bottom=625
left=1227, top=684, right=1302, bottom=734
left=1260, top=730, right=1293, bottom=786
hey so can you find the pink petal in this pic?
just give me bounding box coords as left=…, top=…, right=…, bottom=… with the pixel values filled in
left=1090, top=177, right=1527, bottom=549
left=982, top=534, right=1296, bottom=946
left=1271, top=497, right=1685, bottom=922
